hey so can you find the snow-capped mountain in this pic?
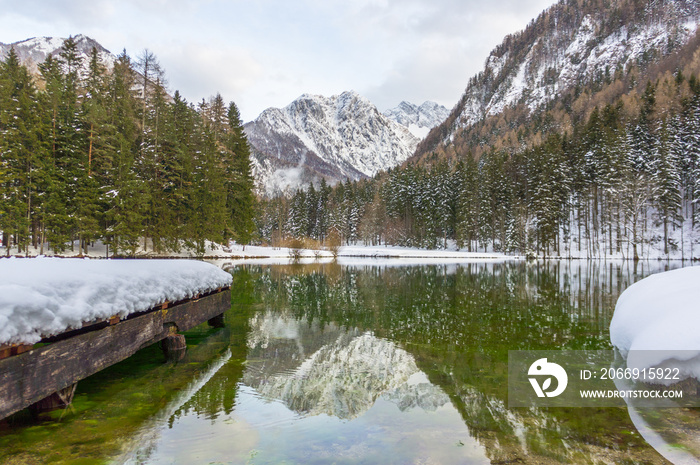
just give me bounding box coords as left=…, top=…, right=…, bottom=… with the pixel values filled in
left=245, top=91, right=419, bottom=196
left=416, top=0, right=700, bottom=160
left=0, top=34, right=115, bottom=75
left=383, top=101, right=449, bottom=139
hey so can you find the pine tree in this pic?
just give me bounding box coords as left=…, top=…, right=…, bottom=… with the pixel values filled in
left=0, top=48, right=41, bottom=254
left=288, top=188, right=308, bottom=239
left=106, top=50, right=146, bottom=255
left=653, top=119, right=683, bottom=254
left=225, top=101, right=256, bottom=245
left=455, top=157, right=479, bottom=251
left=74, top=47, right=110, bottom=255
left=50, top=36, right=87, bottom=253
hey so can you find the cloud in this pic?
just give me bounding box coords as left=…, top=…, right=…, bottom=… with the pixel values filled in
left=1, top=0, right=116, bottom=25
left=162, top=43, right=263, bottom=104
left=338, top=0, right=559, bottom=110
left=0, top=0, right=559, bottom=119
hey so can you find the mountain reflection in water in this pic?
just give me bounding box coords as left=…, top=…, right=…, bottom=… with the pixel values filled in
left=1, top=260, right=698, bottom=464
left=244, top=313, right=450, bottom=420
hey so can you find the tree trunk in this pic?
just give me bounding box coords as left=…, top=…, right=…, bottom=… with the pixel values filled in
left=88, top=122, right=94, bottom=176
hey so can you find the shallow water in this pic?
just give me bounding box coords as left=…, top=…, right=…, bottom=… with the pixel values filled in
left=1, top=260, right=698, bottom=464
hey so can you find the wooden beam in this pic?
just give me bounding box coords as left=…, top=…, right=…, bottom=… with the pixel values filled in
left=29, top=383, right=78, bottom=415
left=0, top=288, right=230, bottom=420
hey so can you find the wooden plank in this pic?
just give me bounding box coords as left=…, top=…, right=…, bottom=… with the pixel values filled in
left=0, top=288, right=230, bottom=420
left=159, top=290, right=229, bottom=335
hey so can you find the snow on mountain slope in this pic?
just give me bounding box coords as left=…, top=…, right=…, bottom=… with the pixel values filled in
left=245, top=91, right=419, bottom=196
left=0, top=34, right=115, bottom=75
left=462, top=5, right=700, bottom=128
left=383, top=101, right=450, bottom=139
left=418, top=0, right=700, bottom=156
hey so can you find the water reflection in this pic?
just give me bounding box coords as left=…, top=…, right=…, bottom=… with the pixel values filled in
left=239, top=260, right=692, bottom=464
left=0, top=259, right=695, bottom=464
left=119, top=350, right=232, bottom=464
left=244, top=312, right=449, bottom=420
left=120, top=260, right=693, bottom=464
left=117, top=310, right=487, bottom=464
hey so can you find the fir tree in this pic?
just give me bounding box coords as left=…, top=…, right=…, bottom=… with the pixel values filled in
left=225, top=101, right=256, bottom=246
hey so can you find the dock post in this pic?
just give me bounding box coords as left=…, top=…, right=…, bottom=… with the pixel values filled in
left=28, top=383, right=78, bottom=416
left=207, top=313, right=225, bottom=328
left=162, top=333, right=187, bottom=362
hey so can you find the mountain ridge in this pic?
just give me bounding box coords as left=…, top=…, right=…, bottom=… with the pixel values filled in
left=0, top=34, right=115, bottom=75
left=245, top=91, right=419, bottom=196
left=414, top=0, right=700, bottom=163
left=383, top=101, right=449, bottom=139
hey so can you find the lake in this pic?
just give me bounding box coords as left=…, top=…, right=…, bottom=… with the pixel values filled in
left=1, top=260, right=698, bottom=464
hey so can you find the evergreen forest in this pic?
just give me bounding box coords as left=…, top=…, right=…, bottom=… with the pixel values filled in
left=258, top=72, right=700, bottom=260
left=0, top=37, right=256, bottom=256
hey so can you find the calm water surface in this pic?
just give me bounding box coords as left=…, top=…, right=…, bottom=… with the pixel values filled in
left=1, top=260, right=698, bottom=464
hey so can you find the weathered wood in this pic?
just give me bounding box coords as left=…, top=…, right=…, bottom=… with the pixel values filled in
left=14, top=344, right=32, bottom=356
left=162, top=334, right=187, bottom=362
left=29, top=383, right=78, bottom=415
left=0, top=288, right=230, bottom=420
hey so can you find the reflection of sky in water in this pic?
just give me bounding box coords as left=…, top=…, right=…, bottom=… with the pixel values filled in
left=121, top=315, right=490, bottom=465
left=131, top=383, right=489, bottom=465
left=116, top=262, right=700, bottom=465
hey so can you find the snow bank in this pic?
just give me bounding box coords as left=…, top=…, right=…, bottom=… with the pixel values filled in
left=222, top=243, right=506, bottom=260
left=610, top=266, right=700, bottom=382
left=0, top=258, right=232, bottom=345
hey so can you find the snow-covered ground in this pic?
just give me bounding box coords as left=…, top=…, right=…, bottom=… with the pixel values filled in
left=0, top=240, right=508, bottom=261
left=0, top=258, right=232, bottom=346
left=554, top=214, right=700, bottom=261
left=610, top=266, right=700, bottom=384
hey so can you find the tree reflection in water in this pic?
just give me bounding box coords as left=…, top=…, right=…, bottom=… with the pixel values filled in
left=237, top=260, right=696, bottom=464
left=2, top=260, right=696, bottom=465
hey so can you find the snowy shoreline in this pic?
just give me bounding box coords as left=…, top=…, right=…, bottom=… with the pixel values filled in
left=2, top=241, right=698, bottom=262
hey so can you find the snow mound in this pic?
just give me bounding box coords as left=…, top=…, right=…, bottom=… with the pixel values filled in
left=610, top=266, right=700, bottom=382
left=0, top=258, right=232, bottom=345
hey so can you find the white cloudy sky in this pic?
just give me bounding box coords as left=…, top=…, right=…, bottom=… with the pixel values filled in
left=0, top=0, right=557, bottom=121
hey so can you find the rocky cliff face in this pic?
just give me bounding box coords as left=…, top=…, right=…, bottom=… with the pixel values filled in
left=245, top=91, right=419, bottom=196
left=383, top=101, right=450, bottom=139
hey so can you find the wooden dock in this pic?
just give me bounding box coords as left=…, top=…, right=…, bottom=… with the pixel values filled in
left=0, top=287, right=231, bottom=420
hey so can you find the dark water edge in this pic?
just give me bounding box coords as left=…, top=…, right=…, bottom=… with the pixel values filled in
left=0, top=260, right=697, bottom=464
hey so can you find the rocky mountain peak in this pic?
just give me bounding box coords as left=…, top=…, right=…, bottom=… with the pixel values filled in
left=383, top=100, right=450, bottom=138
left=245, top=91, right=419, bottom=196
left=414, top=0, right=700, bottom=161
